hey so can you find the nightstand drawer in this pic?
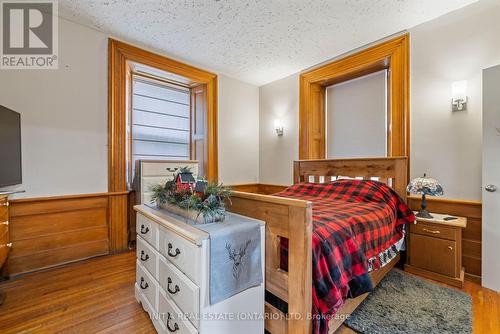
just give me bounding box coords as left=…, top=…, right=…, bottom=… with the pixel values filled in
left=409, top=233, right=457, bottom=277
left=410, top=222, right=457, bottom=241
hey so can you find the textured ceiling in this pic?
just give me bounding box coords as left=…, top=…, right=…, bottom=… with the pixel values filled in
left=59, top=0, right=477, bottom=86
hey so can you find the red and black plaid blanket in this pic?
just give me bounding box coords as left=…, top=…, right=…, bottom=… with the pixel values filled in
left=274, top=180, right=415, bottom=334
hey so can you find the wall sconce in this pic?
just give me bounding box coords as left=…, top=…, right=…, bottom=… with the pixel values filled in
left=451, top=80, right=468, bottom=111
left=274, top=119, right=284, bottom=136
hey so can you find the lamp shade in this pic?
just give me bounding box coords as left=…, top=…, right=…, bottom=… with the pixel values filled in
left=407, top=174, right=444, bottom=197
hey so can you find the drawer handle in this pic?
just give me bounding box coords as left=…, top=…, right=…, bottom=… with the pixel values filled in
left=167, top=277, right=180, bottom=295
left=422, top=228, right=441, bottom=234
left=140, top=225, right=150, bottom=235
left=140, top=250, right=149, bottom=262
left=448, top=246, right=454, bottom=251
left=0, top=221, right=8, bottom=226
left=0, top=202, right=8, bottom=207
left=167, top=243, right=181, bottom=258
left=140, top=277, right=149, bottom=290
left=166, top=313, right=179, bottom=332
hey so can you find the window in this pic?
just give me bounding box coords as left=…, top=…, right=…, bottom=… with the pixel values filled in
left=128, top=74, right=191, bottom=183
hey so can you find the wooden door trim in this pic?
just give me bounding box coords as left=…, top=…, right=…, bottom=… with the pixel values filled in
left=299, top=34, right=410, bottom=165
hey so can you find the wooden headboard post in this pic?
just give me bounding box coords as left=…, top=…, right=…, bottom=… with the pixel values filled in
left=293, top=157, right=408, bottom=201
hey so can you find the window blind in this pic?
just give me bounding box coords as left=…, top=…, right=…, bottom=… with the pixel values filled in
left=131, top=75, right=190, bottom=177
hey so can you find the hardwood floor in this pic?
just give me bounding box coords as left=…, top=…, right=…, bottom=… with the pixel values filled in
left=0, top=251, right=498, bottom=333
left=0, top=251, right=154, bottom=334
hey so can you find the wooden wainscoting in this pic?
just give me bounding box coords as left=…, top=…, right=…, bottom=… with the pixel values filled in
left=408, top=196, right=482, bottom=283
left=6, top=191, right=129, bottom=277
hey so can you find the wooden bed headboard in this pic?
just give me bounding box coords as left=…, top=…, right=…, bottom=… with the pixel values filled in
left=293, top=157, right=408, bottom=201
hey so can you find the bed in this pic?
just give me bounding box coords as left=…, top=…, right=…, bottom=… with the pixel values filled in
left=227, top=157, right=414, bottom=334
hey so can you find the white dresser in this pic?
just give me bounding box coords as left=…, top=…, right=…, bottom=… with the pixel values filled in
left=134, top=204, right=265, bottom=334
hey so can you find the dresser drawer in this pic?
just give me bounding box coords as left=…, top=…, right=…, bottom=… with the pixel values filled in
left=136, top=261, right=159, bottom=309
left=410, top=222, right=457, bottom=241
left=0, top=196, right=9, bottom=268
left=0, top=199, right=8, bottom=222
left=159, top=258, right=199, bottom=327
left=409, top=233, right=457, bottom=277
left=159, top=226, right=202, bottom=284
left=137, top=236, right=159, bottom=277
left=159, top=288, right=198, bottom=334
left=136, top=286, right=168, bottom=334
left=0, top=219, right=8, bottom=241
left=0, top=229, right=10, bottom=267
left=137, top=214, right=159, bottom=249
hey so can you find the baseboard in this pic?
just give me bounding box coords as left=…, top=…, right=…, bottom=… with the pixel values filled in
left=464, top=272, right=482, bottom=284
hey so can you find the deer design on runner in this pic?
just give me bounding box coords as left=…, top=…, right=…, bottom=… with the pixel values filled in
left=225, top=240, right=251, bottom=280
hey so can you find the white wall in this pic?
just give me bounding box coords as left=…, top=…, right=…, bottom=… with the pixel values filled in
left=259, top=1, right=500, bottom=200
left=259, top=73, right=299, bottom=185
left=0, top=18, right=260, bottom=198
left=218, top=75, right=260, bottom=185
left=0, top=18, right=109, bottom=198
left=326, top=70, right=387, bottom=158
left=410, top=0, right=500, bottom=201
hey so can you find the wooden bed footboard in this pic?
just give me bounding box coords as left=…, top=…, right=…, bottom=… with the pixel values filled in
left=228, top=157, right=408, bottom=334
left=229, top=191, right=313, bottom=334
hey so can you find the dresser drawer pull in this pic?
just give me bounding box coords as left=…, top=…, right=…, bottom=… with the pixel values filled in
left=167, top=243, right=181, bottom=258
left=0, top=202, right=8, bottom=207
left=166, top=313, right=179, bottom=332
left=139, top=277, right=149, bottom=290
left=140, top=250, right=149, bottom=262
left=422, top=228, right=441, bottom=234
left=448, top=246, right=454, bottom=251
left=5, top=243, right=12, bottom=248
left=0, top=221, right=8, bottom=226
left=140, top=225, right=150, bottom=235
left=167, top=277, right=180, bottom=295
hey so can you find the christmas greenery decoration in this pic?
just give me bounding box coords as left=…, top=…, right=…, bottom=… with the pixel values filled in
left=150, top=170, right=232, bottom=223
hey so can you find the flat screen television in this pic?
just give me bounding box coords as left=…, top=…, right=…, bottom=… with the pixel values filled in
left=0, top=105, right=22, bottom=187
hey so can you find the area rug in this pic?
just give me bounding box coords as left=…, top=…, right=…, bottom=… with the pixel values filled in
left=344, top=269, right=472, bottom=334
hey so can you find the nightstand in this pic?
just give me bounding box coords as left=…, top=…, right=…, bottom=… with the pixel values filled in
left=405, top=213, right=466, bottom=288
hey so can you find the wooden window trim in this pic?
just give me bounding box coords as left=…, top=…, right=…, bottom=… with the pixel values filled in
left=299, top=34, right=410, bottom=170
left=108, top=39, right=218, bottom=252
left=108, top=38, right=218, bottom=191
